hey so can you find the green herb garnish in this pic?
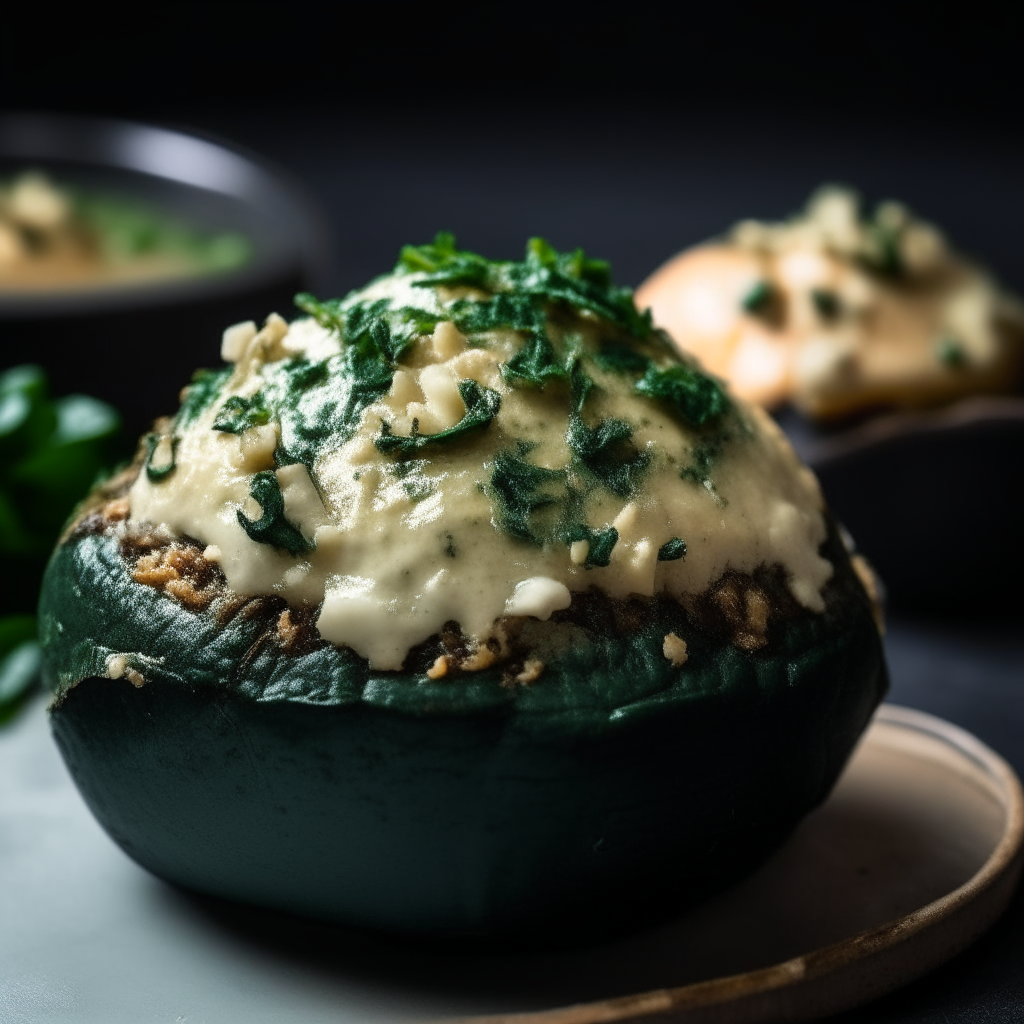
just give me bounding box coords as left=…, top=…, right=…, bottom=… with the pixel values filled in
left=936, top=337, right=967, bottom=368
left=390, top=460, right=433, bottom=501
left=567, top=416, right=650, bottom=498
left=680, top=436, right=728, bottom=495
left=593, top=339, right=651, bottom=374
left=635, top=364, right=730, bottom=429
left=811, top=289, right=842, bottom=320
left=566, top=524, right=619, bottom=567
left=213, top=393, right=271, bottom=434
left=658, top=537, right=687, bottom=561
left=742, top=280, right=776, bottom=316
left=400, top=233, right=651, bottom=340
left=144, top=433, right=178, bottom=482
left=237, top=471, right=314, bottom=556
left=489, top=445, right=565, bottom=544
left=176, top=367, right=231, bottom=430
left=375, top=380, right=501, bottom=456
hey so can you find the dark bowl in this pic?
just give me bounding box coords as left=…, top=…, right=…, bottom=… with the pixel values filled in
left=778, top=398, right=1024, bottom=614
left=0, top=113, right=329, bottom=436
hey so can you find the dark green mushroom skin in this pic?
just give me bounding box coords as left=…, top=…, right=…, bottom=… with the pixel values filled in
left=39, top=522, right=886, bottom=940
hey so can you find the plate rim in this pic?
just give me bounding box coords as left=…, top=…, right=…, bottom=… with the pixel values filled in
left=445, top=703, right=1024, bottom=1024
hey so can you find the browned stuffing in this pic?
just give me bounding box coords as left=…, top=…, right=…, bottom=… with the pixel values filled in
left=515, top=659, right=545, bottom=685
left=60, top=426, right=152, bottom=543
left=426, top=655, right=450, bottom=680
left=276, top=609, right=301, bottom=648
left=132, top=544, right=223, bottom=611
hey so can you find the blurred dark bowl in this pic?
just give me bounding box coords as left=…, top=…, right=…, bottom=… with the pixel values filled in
left=779, top=399, right=1024, bottom=615
left=1, top=113, right=330, bottom=436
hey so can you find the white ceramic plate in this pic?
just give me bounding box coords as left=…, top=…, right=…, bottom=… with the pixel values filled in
left=1, top=702, right=1020, bottom=1024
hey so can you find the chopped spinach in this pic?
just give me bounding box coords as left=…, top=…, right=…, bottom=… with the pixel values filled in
left=489, top=445, right=565, bottom=544
left=565, top=524, right=619, bottom=567
left=236, top=471, right=314, bottom=556
left=245, top=295, right=445, bottom=468
left=680, top=435, right=728, bottom=495
left=375, top=380, right=501, bottom=456
left=635, top=364, right=730, bottom=429
left=176, top=367, right=231, bottom=430
left=296, top=293, right=441, bottom=365
left=213, top=393, right=270, bottom=434
left=741, top=280, right=776, bottom=316
left=936, top=336, right=967, bottom=368
left=400, top=233, right=651, bottom=342
left=567, top=415, right=650, bottom=498
left=569, top=361, right=595, bottom=415
left=593, top=339, right=651, bottom=374
left=398, top=231, right=492, bottom=288
left=390, top=459, right=433, bottom=501
left=144, top=433, right=178, bottom=483
left=502, top=330, right=573, bottom=388
left=502, top=237, right=652, bottom=338
left=658, top=537, right=687, bottom=561
left=811, top=288, right=842, bottom=321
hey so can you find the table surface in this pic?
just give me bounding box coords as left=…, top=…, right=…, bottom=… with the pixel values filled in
left=9, top=105, right=1024, bottom=1022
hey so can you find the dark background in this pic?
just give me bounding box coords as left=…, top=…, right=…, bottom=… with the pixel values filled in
left=4, top=9, right=1024, bottom=1022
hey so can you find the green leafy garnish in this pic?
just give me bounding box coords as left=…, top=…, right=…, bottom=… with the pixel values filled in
left=742, top=280, right=776, bottom=315
left=176, top=367, right=231, bottom=430
left=213, top=393, right=271, bottom=434
left=390, top=460, right=433, bottom=501
left=503, top=237, right=652, bottom=337
left=680, top=436, right=728, bottom=495
left=501, top=330, right=573, bottom=388
left=268, top=294, right=447, bottom=466
left=489, top=445, right=565, bottom=544
left=811, top=289, right=842, bottom=320
left=398, top=231, right=492, bottom=288
left=296, top=294, right=441, bottom=366
left=237, top=471, right=314, bottom=556
left=567, top=416, right=650, bottom=498
left=936, top=337, right=967, bottom=368
left=144, top=433, right=178, bottom=483
left=375, top=380, right=501, bottom=456
left=593, top=339, right=651, bottom=374
left=658, top=537, right=687, bottom=561
left=635, top=364, right=730, bottom=429
left=566, top=524, right=619, bottom=568
left=72, top=190, right=252, bottom=272
left=1, top=365, right=120, bottom=566
left=1, top=365, right=120, bottom=722
left=400, top=232, right=652, bottom=342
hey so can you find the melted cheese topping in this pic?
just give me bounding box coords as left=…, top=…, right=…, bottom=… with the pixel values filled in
left=636, top=187, right=1024, bottom=418
left=129, top=278, right=833, bottom=670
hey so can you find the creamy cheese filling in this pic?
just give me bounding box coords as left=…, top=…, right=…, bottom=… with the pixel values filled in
left=129, top=274, right=832, bottom=670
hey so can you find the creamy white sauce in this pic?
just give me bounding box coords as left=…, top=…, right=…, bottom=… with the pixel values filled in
left=129, top=277, right=833, bottom=670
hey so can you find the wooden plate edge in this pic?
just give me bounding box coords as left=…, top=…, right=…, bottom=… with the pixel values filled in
left=442, top=704, right=1024, bottom=1024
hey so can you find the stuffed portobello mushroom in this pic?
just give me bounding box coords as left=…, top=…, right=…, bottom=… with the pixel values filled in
left=39, top=234, right=887, bottom=939
left=636, top=187, right=1024, bottom=419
